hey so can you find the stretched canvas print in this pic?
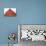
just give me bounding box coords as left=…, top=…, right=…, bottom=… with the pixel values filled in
left=4, top=8, right=16, bottom=16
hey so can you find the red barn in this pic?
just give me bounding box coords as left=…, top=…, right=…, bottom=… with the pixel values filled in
left=4, top=8, right=16, bottom=16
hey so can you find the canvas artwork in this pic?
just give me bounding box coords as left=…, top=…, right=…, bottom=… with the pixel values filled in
left=4, top=8, right=16, bottom=16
